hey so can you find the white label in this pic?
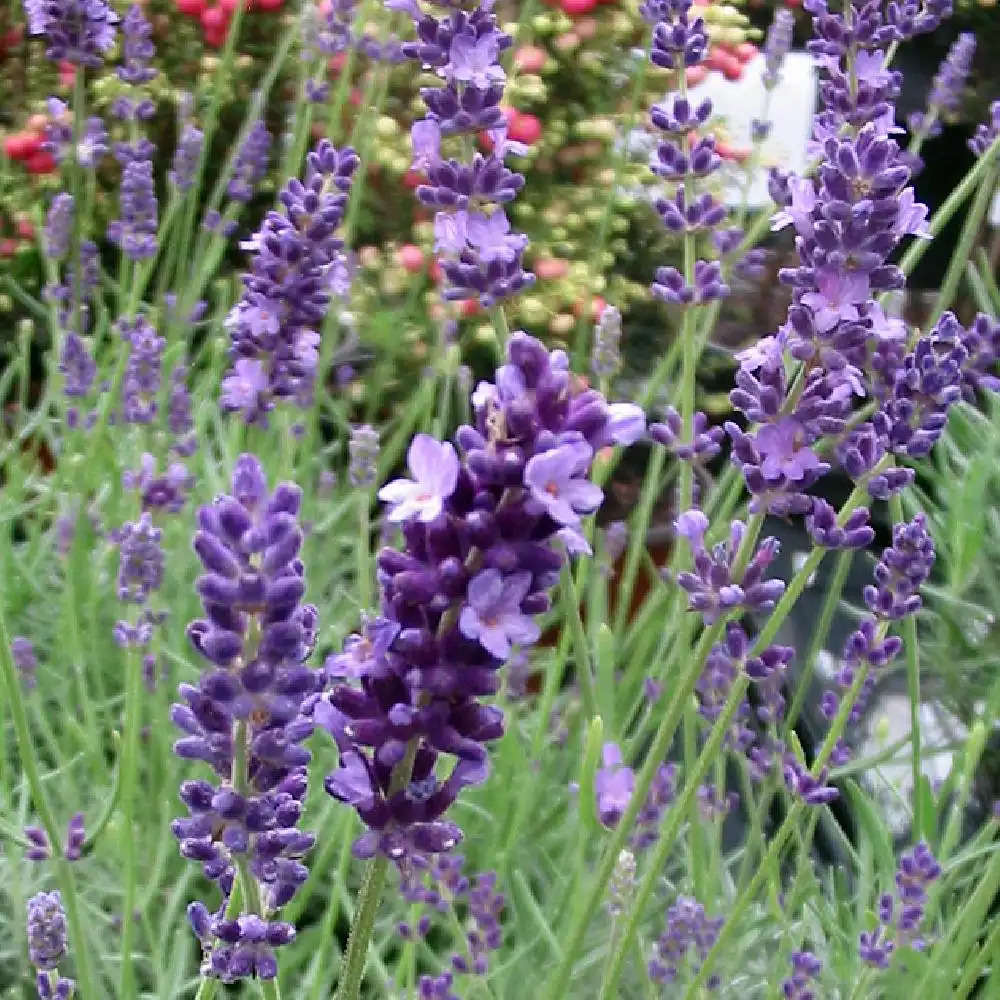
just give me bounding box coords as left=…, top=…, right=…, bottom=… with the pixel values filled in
left=688, top=51, right=818, bottom=209
left=990, top=186, right=1000, bottom=228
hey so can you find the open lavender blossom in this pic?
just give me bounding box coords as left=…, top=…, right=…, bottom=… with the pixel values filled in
left=312, top=332, right=645, bottom=861
left=171, top=455, right=318, bottom=982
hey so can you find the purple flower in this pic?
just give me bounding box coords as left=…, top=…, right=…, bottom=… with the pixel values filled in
left=782, top=951, right=822, bottom=999
left=123, top=453, right=192, bottom=514
left=64, top=813, right=85, bottom=861
left=227, top=120, right=272, bottom=203
left=595, top=742, right=635, bottom=828
left=118, top=315, right=164, bottom=425
left=445, top=31, right=505, bottom=90
left=222, top=140, right=360, bottom=421
left=12, top=636, right=38, bottom=689
left=648, top=895, right=723, bottom=988
left=26, top=892, right=70, bottom=980
left=113, top=512, right=164, bottom=604
left=524, top=441, right=601, bottom=527
left=116, top=3, right=155, bottom=85
left=970, top=100, right=1000, bottom=159
left=674, top=513, right=785, bottom=623
left=860, top=842, right=940, bottom=967
left=107, top=141, right=157, bottom=261
left=314, top=333, right=631, bottom=863
left=459, top=570, right=540, bottom=659
left=43, top=194, right=74, bottom=260
left=378, top=434, right=459, bottom=522
left=23, top=0, right=117, bottom=66
left=170, top=124, right=205, bottom=193
left=173, top=455, right=318, bottom=983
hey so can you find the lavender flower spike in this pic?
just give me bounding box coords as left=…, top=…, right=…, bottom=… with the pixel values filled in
left=172, top=455, right=318, bottom=983
left=314, top=332, right=645, bottom=863
left=23, top=0, right=118, bottom=67
left=27, top=890, right=76, bottom=1000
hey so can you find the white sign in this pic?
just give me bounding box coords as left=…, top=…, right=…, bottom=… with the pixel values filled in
left=688, top=51, right=818, bottom=209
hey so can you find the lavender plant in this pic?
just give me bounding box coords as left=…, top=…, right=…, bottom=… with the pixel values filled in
left=2, top=2, right=1000, bottom=1000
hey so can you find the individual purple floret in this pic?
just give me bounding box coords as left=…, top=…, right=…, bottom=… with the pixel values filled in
left=221, top=140, right=360, bottom=423
left=123, top=453, right=192, bottom=514
left=118, top=315, right=164, bottom=425
left=172, top=455, right=318, bottom=983
left=312, top=333, right=644, bottom=862
left=648, top=895, right=723, bottom=989
left=348, top=424, right=380, bottom=489
left=595, top=742, right=636, bottom=829
left=65, top=813, right=85, bottom=861
left=860, top=841, right=941, bottom=967
left=782, top=951, right=822, bottom=999
left=43, top=194, right=74, bottom=261
left=909, top=32, right=975, bottom=139
left=116, top=4, right=156, bottom=85
left=24, top=824, right=51, bottom=861
left=673, top=510, right=785, bottom=624
left=107, top=141, right=158, bottom=261
left=227, top=120, right=273, bottom=203
left=783, top=754, right=838, bottom=805
left=12, top=636, right=38, bottom=689
left=23, top=0, right=118, bottom=66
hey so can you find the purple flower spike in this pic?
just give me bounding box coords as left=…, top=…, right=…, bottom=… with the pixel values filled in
left=595, top=742, right=635, bottom=828
left=314, top=333, right=636, bottom=864
left=173, top=454, right=318, bottom=983
left=459, top=570, right=540, bottom=659
left=379, top=435, right=459, bottom=523
left=524, top=440, right=601, bottom=527
left=27, top=892, right=70, bottom=974
left=23, top=0, right=118, bottom=67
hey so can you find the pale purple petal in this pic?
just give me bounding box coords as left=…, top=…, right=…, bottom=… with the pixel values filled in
left=606, top=403, right=646, bottom=445
left=467, top=568, right=504, bottom=612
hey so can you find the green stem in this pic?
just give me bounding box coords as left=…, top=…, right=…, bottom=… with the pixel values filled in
left=559, top=568, right=598, bottom=720
left=119, top=645, right=143, bottom=998
left=334, top=854, right=391, bottom=1000
left=926, top=165, right=998, bottom=327
left=889, top=494, right=923, bottom=840
left=357, top=489, right=373, bottom=611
